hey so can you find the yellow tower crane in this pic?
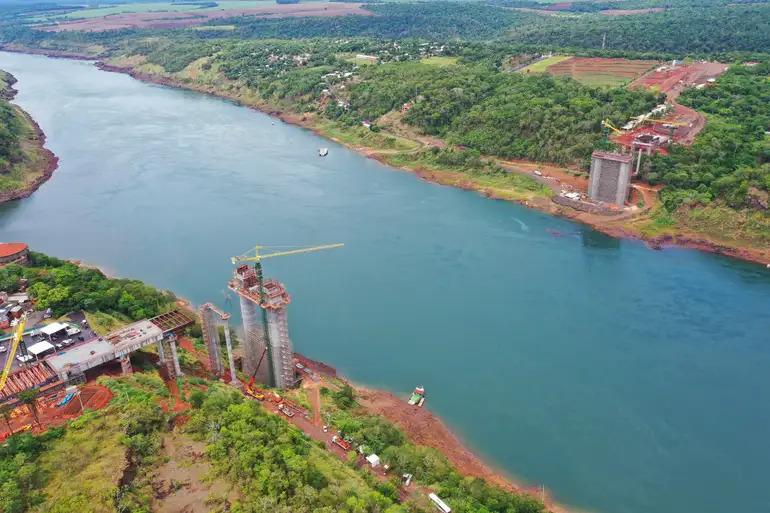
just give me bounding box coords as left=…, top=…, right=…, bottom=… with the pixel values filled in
left=231, top=244, right=345, bottom=265
left=634, top=117, right=689, bottom=138
left=601, top=119, right=625, bottom=135
left=0, top=313, right=27, bottom=391
left=231, top=244, right=344, bottom=388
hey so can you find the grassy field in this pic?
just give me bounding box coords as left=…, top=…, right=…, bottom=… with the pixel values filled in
left=518, top=55, right=571, bottom=73
left=544, top=57, right=658, bottom=87
left=570, top=74, right=634, bottom=87
left=84, top=311, right=129, bottom=335
left=384, top=152, right=552, bottom=201
left=346, top=56, right=378, bottom=66
left=420, top=56, right=459, bottom=67
left=315, top=119, right=419, bottom=151
left=633, top=205, right=770, bottom=248
left=34, top=410, right=126, bottom=512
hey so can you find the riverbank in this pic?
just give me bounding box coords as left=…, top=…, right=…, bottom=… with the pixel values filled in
left=0, top=69, right=59, bottom=204
left=66, top=254, right=573, bottom=512
left=88, top=57, right=770, bottom=267
left=3, top=46, right=768, bottom=266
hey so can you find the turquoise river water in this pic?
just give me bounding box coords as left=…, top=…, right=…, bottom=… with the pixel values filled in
left=0, top=52, right=769, bottom=513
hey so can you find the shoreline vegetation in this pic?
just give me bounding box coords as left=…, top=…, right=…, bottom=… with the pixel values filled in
left=1, top=46, right=768, bottom=266
left=0, top=252, right=570, bottom=513
left=0, top=68, right=59, bottom=204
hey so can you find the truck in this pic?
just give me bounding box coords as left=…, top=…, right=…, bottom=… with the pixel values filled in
left=278, top=404, right=294, bottom=418
left=332, top=435, right=352, bottom=451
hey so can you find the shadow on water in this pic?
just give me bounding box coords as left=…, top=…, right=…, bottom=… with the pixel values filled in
left=581, top=229, right=621, bottom=250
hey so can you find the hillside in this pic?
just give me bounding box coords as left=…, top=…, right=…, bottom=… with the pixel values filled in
left=0, top=69, right=58, bottom=204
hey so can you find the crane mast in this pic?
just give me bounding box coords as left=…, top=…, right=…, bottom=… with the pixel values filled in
left=0, top=314, right=27, bottom=391
left=231, top=244, right=343, bottom=387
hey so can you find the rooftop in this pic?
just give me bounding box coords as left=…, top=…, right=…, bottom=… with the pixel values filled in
left=46, top=338, right=115, bottom=373
left=0, top=242, right=28, bottom=258
left=592, top=151, right=634, bottom=163
left=41, top=322, right=69, bottom=336
left=105, top=320, right=163, bottom=352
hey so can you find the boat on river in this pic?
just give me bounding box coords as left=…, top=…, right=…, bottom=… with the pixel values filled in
left=318, top=148, right=329, bottom=156
left=408, top=386, right=425, bottom=406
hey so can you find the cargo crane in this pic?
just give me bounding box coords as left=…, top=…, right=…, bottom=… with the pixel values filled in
left=633, top=116, right=688, bottom=138
left=231, top=244, right=344, bottom=387
left=601, top=119, right=625, bottom=144
left=0, top=314, right=26, bottom=391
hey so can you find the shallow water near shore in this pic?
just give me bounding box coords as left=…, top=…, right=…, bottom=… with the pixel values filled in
left=1, top=51, right=769, bottom=513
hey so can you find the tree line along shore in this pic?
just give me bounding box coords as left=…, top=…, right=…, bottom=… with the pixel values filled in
left=0, top=69, right=58, bottom=205
left=0, top=252, right=557, bottom=513
left=0, top=2, right=767, bottom=264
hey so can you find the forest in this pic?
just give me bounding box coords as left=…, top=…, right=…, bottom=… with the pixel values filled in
left=0, top=70, right=26, bottom=193
left=0, top=252, right=176, bottom=320
left=505, top=3, right=770, bottom=54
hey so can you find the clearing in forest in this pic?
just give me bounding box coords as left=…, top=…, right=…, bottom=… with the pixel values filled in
left=420, top=56, right=459, bottom=67
left=542, top=57, right=659, bottom=87
left=518, top=54, right=571, bottom=74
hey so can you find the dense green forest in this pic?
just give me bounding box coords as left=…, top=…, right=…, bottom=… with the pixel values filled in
left=0, top=252, right=176, bottom=319
left=505, top=4, right=770, bottom=54
left=0, top=70, right=28, bottom=194
left=217, top=3, right=537, bottom=41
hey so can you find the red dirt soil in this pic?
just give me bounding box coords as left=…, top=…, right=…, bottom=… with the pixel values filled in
left=41, top=3, right=372, bottom=32
left=546, top=57, right=658, bottom=80
left=0, top=384, right=113, bottom=438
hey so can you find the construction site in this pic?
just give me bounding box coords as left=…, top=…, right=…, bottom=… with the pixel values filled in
left=0, top=244, right=346, bottom=435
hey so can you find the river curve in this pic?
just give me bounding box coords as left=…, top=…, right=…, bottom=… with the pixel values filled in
left=1, top=51, right=769, bottom=513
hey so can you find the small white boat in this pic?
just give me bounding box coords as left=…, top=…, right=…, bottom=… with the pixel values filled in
left=318, top=148, right=329, bottom=156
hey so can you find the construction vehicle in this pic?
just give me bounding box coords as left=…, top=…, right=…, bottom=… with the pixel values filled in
left=332, top=435, right=352, bottom=451
left=278, top=403, right=294, bottom=418
left=244, top=344, right=269, bottom=400
left=0, top=314, right=27, bottom=391
left=231, top=244, right=343, bottom=388
left=245, top=387, right=265, bottom=401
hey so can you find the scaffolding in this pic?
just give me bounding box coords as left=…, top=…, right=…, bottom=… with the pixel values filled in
left=199, top=303, right=237, bottom=384
left=230, top=272, right=296, bottom=389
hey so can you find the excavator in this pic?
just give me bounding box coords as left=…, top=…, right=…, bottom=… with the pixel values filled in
left=0, top=313, right=27, bottom=392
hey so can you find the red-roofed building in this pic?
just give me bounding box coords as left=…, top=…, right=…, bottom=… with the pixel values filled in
left=0, top=243, right=28, bottom=266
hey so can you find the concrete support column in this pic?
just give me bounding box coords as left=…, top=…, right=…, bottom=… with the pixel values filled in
left=157, top=341, right=166, bottom=364
left=169, top=336, right=182, bottom=376
left=223, top=320, right=238, bottom=385
left=119, top=355, right=133, bottom=375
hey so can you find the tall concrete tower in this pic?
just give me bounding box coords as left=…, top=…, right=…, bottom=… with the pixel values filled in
left=230, top=265, right=296, bottom=389
left=588, top=151, right=634, bottom=205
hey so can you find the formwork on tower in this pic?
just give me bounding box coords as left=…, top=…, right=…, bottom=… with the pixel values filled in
left=229, top=244, right=343, bottom=389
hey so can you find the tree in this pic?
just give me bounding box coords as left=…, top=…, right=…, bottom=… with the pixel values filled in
left=0, top=404, right=13, bottom=435
left=18, top=389, right=41, bottom=429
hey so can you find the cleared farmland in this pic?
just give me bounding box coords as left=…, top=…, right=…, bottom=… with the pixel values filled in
left=543, top=57, right=659, bottom=87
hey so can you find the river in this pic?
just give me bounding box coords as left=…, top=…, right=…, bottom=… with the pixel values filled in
left=1, top=51, right=769, bottom=513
